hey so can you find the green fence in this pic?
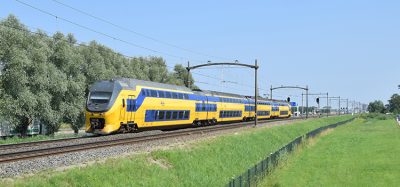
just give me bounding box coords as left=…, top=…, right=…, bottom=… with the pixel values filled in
left=227, top=118, right=355, bottom=187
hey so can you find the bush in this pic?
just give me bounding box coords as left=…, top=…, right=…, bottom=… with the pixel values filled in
left=359, top=113, right=395, bottom=120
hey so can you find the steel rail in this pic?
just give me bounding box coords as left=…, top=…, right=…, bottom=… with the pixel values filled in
left=0, top=117, right=309, bottom=163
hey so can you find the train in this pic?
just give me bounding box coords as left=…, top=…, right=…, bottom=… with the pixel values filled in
left=85, top=78, right=291, bottom=135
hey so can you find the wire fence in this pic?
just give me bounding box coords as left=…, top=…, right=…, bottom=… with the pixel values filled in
left=227, top=118, right=355, bottom=187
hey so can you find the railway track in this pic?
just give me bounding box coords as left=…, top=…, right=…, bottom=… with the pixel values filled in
left=0, top=117, right=308, bottom=164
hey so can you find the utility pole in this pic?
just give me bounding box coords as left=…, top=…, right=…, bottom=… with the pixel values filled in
left=254, top=60, right=258, bottom=127
left=327, top=92, right=329, bottom=117
left=338, top=96, right=341, bottom=115
left=186, top=61, right=191, bottom=89
left=306, top=86, right=309, bottom=119
left=301, top=93, right=304, bottom=116
left=270, top=85, right=273, bottom=99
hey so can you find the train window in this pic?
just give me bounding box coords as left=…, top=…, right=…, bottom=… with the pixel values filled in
left=172, top=111, right=177, bottom=119
left=158, top=91, right=165, bottom=98
left=150, top=90, right=157, bottom=97
left=89, top=92, right=112, bottom=104
left=178, top=93, right=183, bottom=99
left=158, top=111, right=165, bottom=120
left=155, top=111, right=159, bottom=120
left=184, top=94, right=189, bottom=100
left=172, top=92, right=178, bottom=99
left=166, top=111, right=171, bottom=119
left=201, top=104, right=206, bottom=111
left=142, top=89, right=146, bottom=96
left=178, top=111, right=184, bottom=119
left=184, top=111, right=189, bottom=119
left=165, top=92, right=171, bottom=98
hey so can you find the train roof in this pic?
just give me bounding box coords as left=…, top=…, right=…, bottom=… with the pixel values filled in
left=107, top=78, right=289, bottom=103
left=114, top=78, right=192, bottom=92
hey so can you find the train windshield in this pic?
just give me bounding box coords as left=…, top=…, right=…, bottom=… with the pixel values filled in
left=89, top=92, right=112, bottom=104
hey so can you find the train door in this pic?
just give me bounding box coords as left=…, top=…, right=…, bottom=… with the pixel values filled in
left=120, top=97, right=126, bottom=123
left=127, top=95, right=136, bottom=124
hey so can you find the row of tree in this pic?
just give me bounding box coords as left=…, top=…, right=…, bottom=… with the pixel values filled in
left=367, top=94, right=400, bottom=114
left=0, top=15, right=196, bottom=135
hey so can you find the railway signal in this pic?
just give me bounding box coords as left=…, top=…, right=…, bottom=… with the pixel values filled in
left=287, top=97, right=290, bottom=102
left=316, top=98, right=320, bottom=104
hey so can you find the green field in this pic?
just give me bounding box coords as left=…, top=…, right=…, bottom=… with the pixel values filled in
left=261, top=118, right=400, bottom=186
left=1, top=116, right=352, bottom=187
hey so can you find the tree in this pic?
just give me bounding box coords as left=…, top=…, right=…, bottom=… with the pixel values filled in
left=367, top=100, right=386, bottom=113
left=171, top=64, right=198, bottom=89
left=388, top=94, right=400, bottom=114
left=0, top=15, right=201, bottom=135
left=0, top=15, right=39, bottom=136
left=50, top=32, right=86, bottom=134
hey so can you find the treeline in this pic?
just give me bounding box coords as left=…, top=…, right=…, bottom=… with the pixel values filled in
left=0, top=15, right=196, bottom=135
left=367, top=94, right=400, bottom=114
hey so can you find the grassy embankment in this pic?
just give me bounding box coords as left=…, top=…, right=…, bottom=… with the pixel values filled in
left=2, top=116, right=352, bottom=187
left=0, top=123, right=86, bottom=145
left=0, top=132, right=85, bottom=145
left=261, top=115, right=400, bottom=186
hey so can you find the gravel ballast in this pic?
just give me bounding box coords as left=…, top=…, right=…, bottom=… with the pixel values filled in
left=0, top=119, right=303, bottom=178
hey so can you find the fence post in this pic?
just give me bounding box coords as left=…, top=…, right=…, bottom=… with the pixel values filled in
left=248, top=169, right=251, bottom=187
left=239, top=175, right=242, bottom=187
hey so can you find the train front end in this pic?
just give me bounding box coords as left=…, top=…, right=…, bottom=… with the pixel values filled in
left=85, top=80, right=123, bottom=134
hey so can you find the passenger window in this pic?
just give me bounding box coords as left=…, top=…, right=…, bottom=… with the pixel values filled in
left=166, top=92, right=171, bottom=98
left=151, top=90, right=157, bottom=97
left=142, top=90, right=146, bottom=96
left=158, top=91, right=165, bottom=98
left=202, top=104, right=206, bottom=111
left=184, top=94, right=189, bottom=100
left=155, top=111, right=159, bottom=120
left=172, top=92, right=178, bottom=99
left=178, top=111, right=184, bottom=119
left=172, top=111, right=178, bottom=119
left=158, top=111, right=165, bottom=120
left=184, top=111, right=189, bottom=119
left=178, top=93, right=183, bottom=99
left=166, top=111, right=171, bottom=119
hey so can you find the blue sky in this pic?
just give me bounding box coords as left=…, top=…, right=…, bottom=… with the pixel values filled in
left=1, top=0, right=399, bottom=108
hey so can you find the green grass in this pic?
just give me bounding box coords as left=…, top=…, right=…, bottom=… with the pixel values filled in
left=1, top=116, right=352, bottom=187
left=0, top=133, right=85, bottom=145
left=261, top=118, right=400, bottom=187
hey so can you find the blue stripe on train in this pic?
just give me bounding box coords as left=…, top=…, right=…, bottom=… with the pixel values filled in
left=128, top=88, right=278, bottom=112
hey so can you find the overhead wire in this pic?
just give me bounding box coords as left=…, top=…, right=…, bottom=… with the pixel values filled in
left=14, top=0, right=206, bottom=63
left=0, top=23, right=255, bottom=95
left=50, top=0, right=234, bottom=62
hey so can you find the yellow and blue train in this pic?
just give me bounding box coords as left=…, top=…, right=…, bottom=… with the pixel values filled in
left=85, top=78, right=291, bottom=134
